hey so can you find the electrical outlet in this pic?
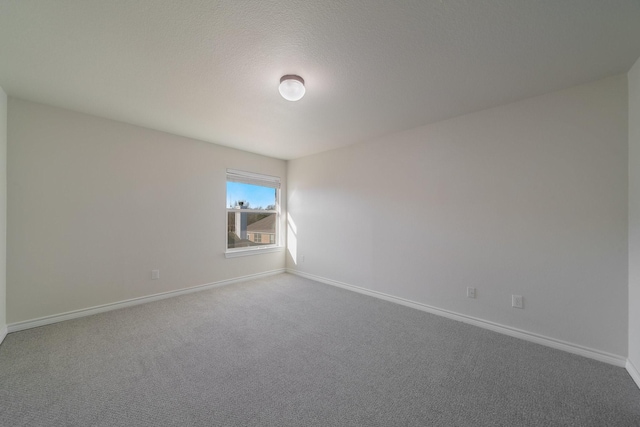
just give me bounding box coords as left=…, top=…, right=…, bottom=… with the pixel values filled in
left=152, top=270, right=160, bottom=280
left=467, top=287, right=476, bottom=299
left=512, top=295, right=523, bottom=309
left=302, top=255, right=305, bottom=263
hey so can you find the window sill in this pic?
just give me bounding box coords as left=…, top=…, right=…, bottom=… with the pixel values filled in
left=225, top=246, right=284, bottom=258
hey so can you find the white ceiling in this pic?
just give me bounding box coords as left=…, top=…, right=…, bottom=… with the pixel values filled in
left=1, top=1, right=639, bottom=160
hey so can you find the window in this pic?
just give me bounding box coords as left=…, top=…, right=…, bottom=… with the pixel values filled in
left=226, top=169, right=280, bottom=255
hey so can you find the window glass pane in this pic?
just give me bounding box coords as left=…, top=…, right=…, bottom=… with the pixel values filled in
left=226, top=182, right=276, bottom=210
left=227, top=212, right=277, bottom=249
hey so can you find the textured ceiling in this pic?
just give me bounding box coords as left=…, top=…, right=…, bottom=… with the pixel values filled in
left=1, top=1, right=640, bottom=160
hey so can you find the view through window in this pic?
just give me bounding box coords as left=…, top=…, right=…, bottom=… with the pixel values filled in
left=226, top=170, right=280, bottom=251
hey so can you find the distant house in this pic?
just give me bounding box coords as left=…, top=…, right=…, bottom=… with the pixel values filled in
left=247, top=214, right=276, bottom=245
left=227, top=208, right=276, bottom=248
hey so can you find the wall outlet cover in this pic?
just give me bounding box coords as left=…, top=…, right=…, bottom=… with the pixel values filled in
left=512, top=295, right=523, bottom=309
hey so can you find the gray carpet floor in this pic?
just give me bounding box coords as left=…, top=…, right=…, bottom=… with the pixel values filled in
left=1, top=273, right=639, bottom=426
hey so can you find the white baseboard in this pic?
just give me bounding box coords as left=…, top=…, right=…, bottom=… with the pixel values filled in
left=0, top=325, right=7, bottom=346
left=627, top=359, right=640, bottom=390
left=287, top=269, right=627, bottom=368
left=8, top=269, right=286, bottom=333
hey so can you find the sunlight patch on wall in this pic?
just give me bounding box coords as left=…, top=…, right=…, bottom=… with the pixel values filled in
left=287, top=212, right=298, bottom=264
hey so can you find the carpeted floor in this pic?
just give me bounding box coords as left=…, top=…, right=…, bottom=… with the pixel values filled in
left=0, top=273, right=639, bottom=426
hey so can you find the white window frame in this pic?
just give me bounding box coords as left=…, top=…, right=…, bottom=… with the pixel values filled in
left=225, top=169, right=283, bottom=258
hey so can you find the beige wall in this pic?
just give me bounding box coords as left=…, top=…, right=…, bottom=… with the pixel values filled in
left=7, top=98, right=286, bottom=323
left=629, top=56, right=640, bottom=377
left=288, top=75, right=629, bottom=357
left=0, top=87, right=6, bottom=340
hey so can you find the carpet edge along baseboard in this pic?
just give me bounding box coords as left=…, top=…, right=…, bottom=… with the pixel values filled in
left=6, top=269, right=286, bottom=333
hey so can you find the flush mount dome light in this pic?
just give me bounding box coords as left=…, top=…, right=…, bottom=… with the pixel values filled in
left=279, top=75, right=305, bottom=101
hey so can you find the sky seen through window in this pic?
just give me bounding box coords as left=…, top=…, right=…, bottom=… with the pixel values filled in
left=227, top=182, right=276, bottom=210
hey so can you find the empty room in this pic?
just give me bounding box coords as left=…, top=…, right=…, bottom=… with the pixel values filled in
left=1, top=1, right=640, bottom=426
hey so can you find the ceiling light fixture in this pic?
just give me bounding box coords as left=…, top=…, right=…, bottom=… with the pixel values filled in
left=279, top=75, right=305, bottom=101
